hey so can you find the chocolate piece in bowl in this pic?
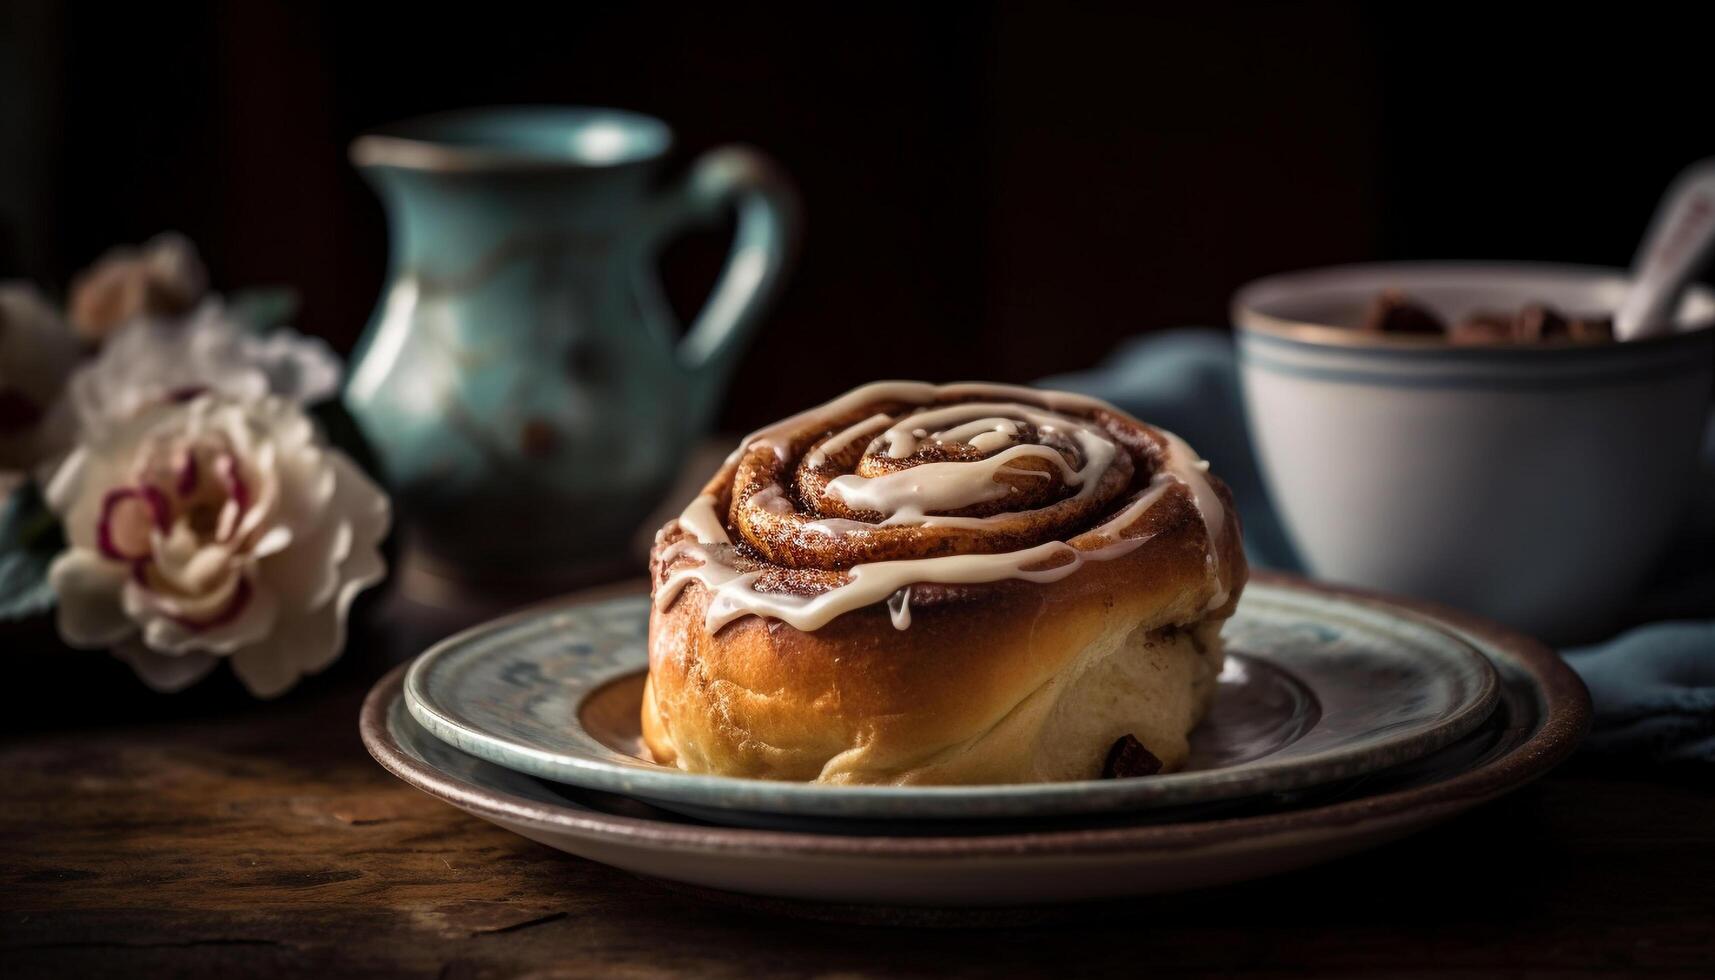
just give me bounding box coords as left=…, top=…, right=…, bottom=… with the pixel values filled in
left=1527, top=305, right=1614, bottom=344
left=1451, top=303, right=1617, bottom=345
left=1446, top=310, right=1516, bottom=345
left=1360, top=289, right=1447, bottom=335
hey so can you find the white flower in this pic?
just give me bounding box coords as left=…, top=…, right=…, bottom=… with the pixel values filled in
left=70, top=300, right=341, bottom=440
left=0, top=283, right=79, bottom=475
left=68, top=231, right=208, bottom=344
left=44, top=392, right=389, bottom=697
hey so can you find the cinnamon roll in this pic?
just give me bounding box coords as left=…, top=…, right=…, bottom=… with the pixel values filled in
left=645, top=381, right=1246, bottom=785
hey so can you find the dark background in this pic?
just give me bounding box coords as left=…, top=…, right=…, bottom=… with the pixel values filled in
left=2, top=1, right=1709, bottom=428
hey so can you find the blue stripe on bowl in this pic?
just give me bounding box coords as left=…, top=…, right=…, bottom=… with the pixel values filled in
left=1238, top=326, right=1714, bottom=391
left=1239, top=320, right=1714, bottom=363
left=1239, top=346, right=1710, bottom=391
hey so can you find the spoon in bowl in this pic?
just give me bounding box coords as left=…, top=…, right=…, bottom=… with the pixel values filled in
left=1614, top=158, right=1715, bottom=341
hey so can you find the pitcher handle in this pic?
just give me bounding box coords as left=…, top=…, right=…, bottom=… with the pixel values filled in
left=646, top=145, right=800, bottom=421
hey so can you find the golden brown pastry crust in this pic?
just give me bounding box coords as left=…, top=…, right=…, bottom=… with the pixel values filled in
left=644, top=383, right=1247, bottom=784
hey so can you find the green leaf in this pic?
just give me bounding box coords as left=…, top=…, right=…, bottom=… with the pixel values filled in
left=0, top=550, right=57, bottom=619
left=0, top=481, right=65, bottom=621
left=227, top=287, right=302, bottom=332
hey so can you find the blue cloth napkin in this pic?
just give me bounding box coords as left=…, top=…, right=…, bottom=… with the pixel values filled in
left=1041, top=328, right=1715, bottom=765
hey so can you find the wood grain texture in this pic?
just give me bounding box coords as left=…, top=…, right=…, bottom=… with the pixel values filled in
left=2, top=614, right=1712, bottom=979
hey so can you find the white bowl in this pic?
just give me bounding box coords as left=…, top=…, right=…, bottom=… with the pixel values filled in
left=1234, top=262, right=1715, bottom=644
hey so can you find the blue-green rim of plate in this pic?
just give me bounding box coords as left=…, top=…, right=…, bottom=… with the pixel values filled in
left=401, top=577, right=1502, bottom=819
left=360, top=574, right=1589, bottom=859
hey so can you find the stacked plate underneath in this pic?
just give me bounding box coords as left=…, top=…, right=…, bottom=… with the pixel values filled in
left=360, top=573, right=1587, bottom=908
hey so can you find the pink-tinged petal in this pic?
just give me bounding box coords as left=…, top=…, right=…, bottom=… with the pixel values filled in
left=193, top=576, right=277, bottom=652
left=98, top=486, right=170, bottom=561
left=112, top=639, right=218, bottom=693
left=127, top=560, right=240, bottom=625
left=175, top=448, right=199, bottom=497
left=193, top=576, right=253, bottom=631
left=49, top=551, right=136, bottom=648
left=216, top=452, right=249, bottom=531
left=141, top=484, right=171, bottom=527
left=132, top=575, right=278, bottom=656
left=125, top=564, right=240, bottom=629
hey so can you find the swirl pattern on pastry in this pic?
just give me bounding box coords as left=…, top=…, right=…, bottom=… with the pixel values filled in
left=653, top=381, right=1231, bottom=633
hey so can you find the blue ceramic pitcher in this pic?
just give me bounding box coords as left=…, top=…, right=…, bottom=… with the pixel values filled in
left=347, top=107, right=797, bottom=583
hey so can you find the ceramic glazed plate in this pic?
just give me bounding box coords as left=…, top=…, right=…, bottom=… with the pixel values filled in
left=361, top=576, right=1588, bottom=907
left=402, top=579, right=1500, bottom=823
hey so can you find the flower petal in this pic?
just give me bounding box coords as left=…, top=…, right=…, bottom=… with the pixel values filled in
left=112, top=639, right=218, bottom=693
left=43, top=447, right=89, bottom=516
left=260, top=519, right=346, bottom=614
left=133, top=574, right=278, bottom=656
left=236, top=455, right=389, bottom=696
left=230, top=542, right=384, bottom=698
left=291, top=605, right=345, bottom=676
left=258, top=449, right=386, bottom=614
left=65, top=301, right=323, bottom=439
left=49, top=550, right=136, bottom=648
left=229, top=634, right=302, bottom=699
left=252, top=525, right=292, bottom=558
left=240, top=329, right=343, bottom=406
left=330, top=451, right=391, bottom=548
left=268, top=440, right=335, bottom=532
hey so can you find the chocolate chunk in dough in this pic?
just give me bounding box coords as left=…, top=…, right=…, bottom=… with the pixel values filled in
left=1102, top=734, right=1164, bottom=779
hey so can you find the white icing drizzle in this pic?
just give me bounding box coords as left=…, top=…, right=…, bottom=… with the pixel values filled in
left=751, top=484, right=796, bottom=514
left=826, top=442, right=1085, bottom=524
left=659, top=537, right=1094, bottom=633
left=880, top=402, right=1057, bottom=458
left=677, top=494, right=732, bottom=545
left=825, top=403, right=1116, bottom=525
left=806, top=413, right=892, bottom=468
left=801, top=517, right=874, bottom=538
left=944, top=418, right=1020, bottom=454
left=886, top=586, right=912, bottom=630
left=658, top=382, right=1228, bottom=632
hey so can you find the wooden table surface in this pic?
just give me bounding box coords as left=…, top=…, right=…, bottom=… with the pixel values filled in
left=3, top=595, right=1712, bottom=980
